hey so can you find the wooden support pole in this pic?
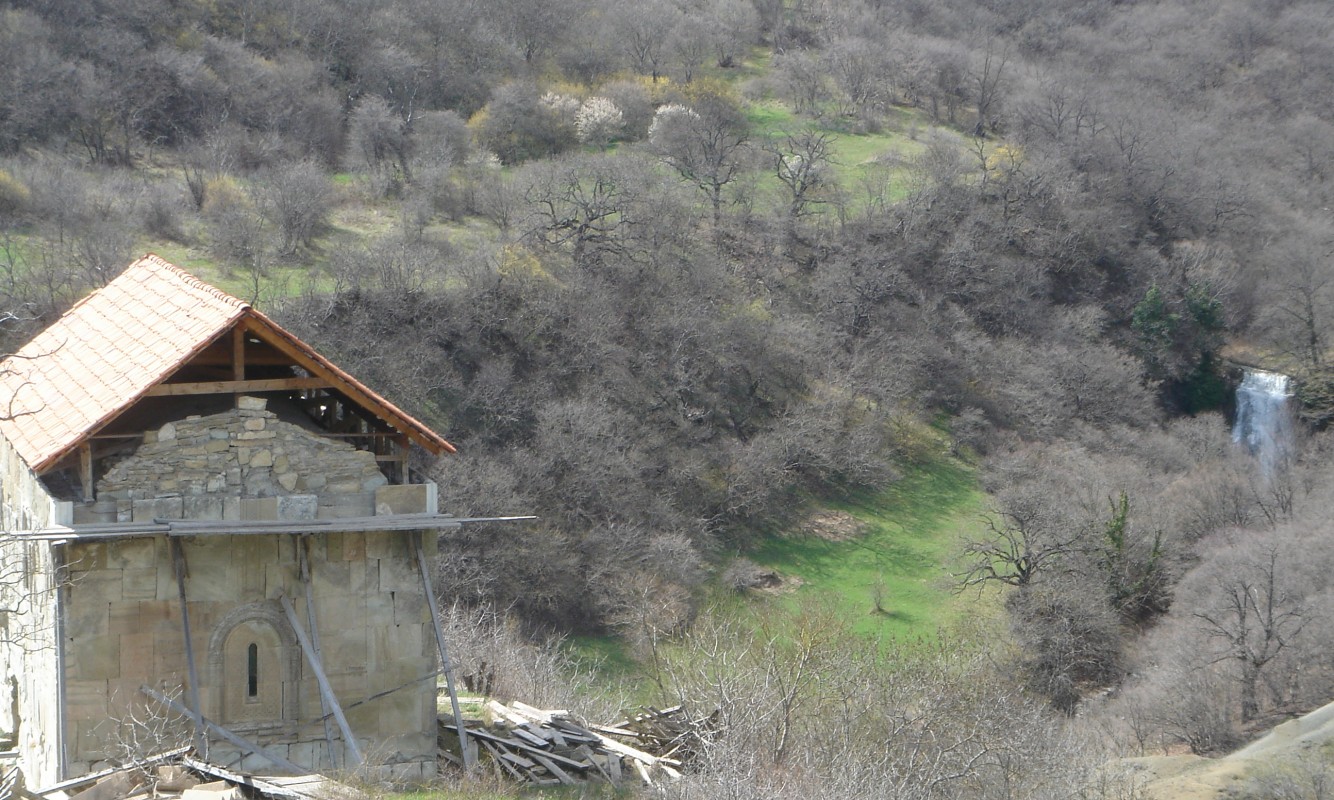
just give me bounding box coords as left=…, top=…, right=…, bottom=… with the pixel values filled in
left=296, top=536, right=341, bottom=770
left=233, top=325, right=246, bottom=381
left=414, top=532, right=475, bottom=770
left=139, top=685, right=305, bottom=775
left=397, top=435, right=410, bottom=485
left=79, top=443, right=94, bottom=502
left=278, top=595, right=364, bottom=767
left=233, top=325, right=245, bottom=408
left=170, top=538, right=207, bottom=757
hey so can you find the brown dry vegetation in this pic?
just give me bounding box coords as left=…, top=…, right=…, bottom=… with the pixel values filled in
left=4, top=0, right=1334, bottom=794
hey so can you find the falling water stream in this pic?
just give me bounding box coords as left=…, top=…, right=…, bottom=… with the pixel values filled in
left=1232, top=369, right=1294, bottom=475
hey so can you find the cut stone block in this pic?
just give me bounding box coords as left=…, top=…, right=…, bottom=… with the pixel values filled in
left=277, top=494, right=317, bottom=521
left=63, top=679, right=109, bottom=719
left=72, top=504, right=115, bottom=524
left=182, top=495, right=225, bottom=520
left=316, top=493, right=374, bottom=519
left=375, top=482, right=437, bottom=516
left=108, top=538, right=156, bottom=569
left=121, top=567, right=158, bottom=602
left=131, top=496, right=184, bottom=522
left=241, top=497, right=279, bottom=520
left=70, top=769, right=142, bottom=800
left=182, top=780, right=245, bottom=800
left=156, top=766, right=198, bottom=792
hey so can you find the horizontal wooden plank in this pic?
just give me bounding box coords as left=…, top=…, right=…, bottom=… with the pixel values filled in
left=145, top=377, right=332, bottom=396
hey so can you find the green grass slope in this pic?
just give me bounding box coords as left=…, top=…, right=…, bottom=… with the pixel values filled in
left=744, top=456, right=998, bottom=641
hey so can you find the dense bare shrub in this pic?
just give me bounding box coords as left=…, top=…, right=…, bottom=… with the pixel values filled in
left=410, top=110, right=470, bottom=170
left=203, top=175, right=269, bottom=270
left=254, top=159, right=332, bottom=256
left=0, top=168, right=29, bottom=220
left=472, top=82, right=580, bottom=165
left=435, top=602, right=621, bottom=719
left=659, top=610, right=1107, bottom=800
left=140, top=182, right=186, bottom=242
left=599, top=79, right=655, bottom=141
left=348, top=95, right=408, bottom=190
left=1234, top=752, right=1334, bottom=800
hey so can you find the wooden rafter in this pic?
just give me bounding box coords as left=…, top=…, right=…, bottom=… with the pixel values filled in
left=240, top=313, right=454, bottom=454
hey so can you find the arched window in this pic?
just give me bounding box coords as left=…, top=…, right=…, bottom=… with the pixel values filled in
left=207, top=603, right=299, bottom=728
left=247, top=643, right=259, bottom=700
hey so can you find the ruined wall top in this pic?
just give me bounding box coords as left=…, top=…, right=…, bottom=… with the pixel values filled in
left=90, top=397, right=391, bottom=523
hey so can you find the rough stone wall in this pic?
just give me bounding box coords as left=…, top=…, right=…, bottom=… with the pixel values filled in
left=89, top=398, right=389, bottom=523
left=0, top=435, right=69, bottom=789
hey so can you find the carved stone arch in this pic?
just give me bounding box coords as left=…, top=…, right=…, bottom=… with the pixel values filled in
left=207, top=601, right=300, bottom=730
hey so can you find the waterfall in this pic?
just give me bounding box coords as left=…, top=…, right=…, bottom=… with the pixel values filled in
left=1232, top=369, right=1294, bottom=474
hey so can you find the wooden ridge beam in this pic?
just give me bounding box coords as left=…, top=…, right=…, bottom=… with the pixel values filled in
left=145, top=377, right=332, bottom=397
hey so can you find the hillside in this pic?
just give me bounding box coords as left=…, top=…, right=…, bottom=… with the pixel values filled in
left=4, top=0, right=1334, bottom=796
left=1126, top=700, right=1334, bottom=800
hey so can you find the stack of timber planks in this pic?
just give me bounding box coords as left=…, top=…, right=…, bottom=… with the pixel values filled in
left=440, top=701, right=713, bottom=787
left=27, top=753, right=365, bottom=800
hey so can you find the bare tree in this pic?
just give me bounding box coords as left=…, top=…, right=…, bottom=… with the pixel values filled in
left=969, top=40, right=1010, bottom=137
left=348, top=95, right=410, bottom=191
left=1193, top=546, right=1306, bottom=722
left=957, top=501, right=1086, bottom=589
left=610, top=0, right=677, bottom=82
left=765, top=129, right=837, bottom=235
left=649, top=91, right=749, bottom=229
left=254, top=159, right=332, bottom=256
left=518, top=153, right=650, bottom=263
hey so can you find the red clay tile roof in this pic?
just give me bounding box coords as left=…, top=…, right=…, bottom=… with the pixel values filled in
left=0, top=254, right=453, bottom=473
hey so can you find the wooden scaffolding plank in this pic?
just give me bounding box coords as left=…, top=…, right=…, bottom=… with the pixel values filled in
left=170, top=538, right=207, bottom=756
left=278, top=595, right=364, bottom=767
left=414, top=532, right=475, bottom=770
left=140, top=686, right=306, bottom=775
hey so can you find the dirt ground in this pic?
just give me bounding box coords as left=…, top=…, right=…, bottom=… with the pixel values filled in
left=1121, top=700, right=1334, bottom=799
left=799, top=510, right=866, bottom=541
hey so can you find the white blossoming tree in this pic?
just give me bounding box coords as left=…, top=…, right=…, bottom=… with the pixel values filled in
left=575, top=97, right=625, bottom=149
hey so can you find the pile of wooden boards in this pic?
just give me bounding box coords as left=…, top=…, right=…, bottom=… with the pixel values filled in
left=440, top=701, right=714, bottom=788
left=592, top=705, right=717, bottom=768
left=21, top=753, right=365, bottom=800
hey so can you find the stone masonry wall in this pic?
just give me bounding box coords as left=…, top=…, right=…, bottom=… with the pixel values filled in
left=62, top=528, right=438, bottom=781
left=0, top=435, right=69, bottom=789
left=88, top=397, right=389, bottom=523
left=57, top=398, right=442, bottom=781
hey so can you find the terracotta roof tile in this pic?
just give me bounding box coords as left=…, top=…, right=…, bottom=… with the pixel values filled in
left=0, top=255, right=454, bottom=473
left=0, top=255, right=248, bottom=471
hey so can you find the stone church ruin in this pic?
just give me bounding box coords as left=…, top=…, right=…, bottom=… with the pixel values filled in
left=0, top=255, right=475, bottom=788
